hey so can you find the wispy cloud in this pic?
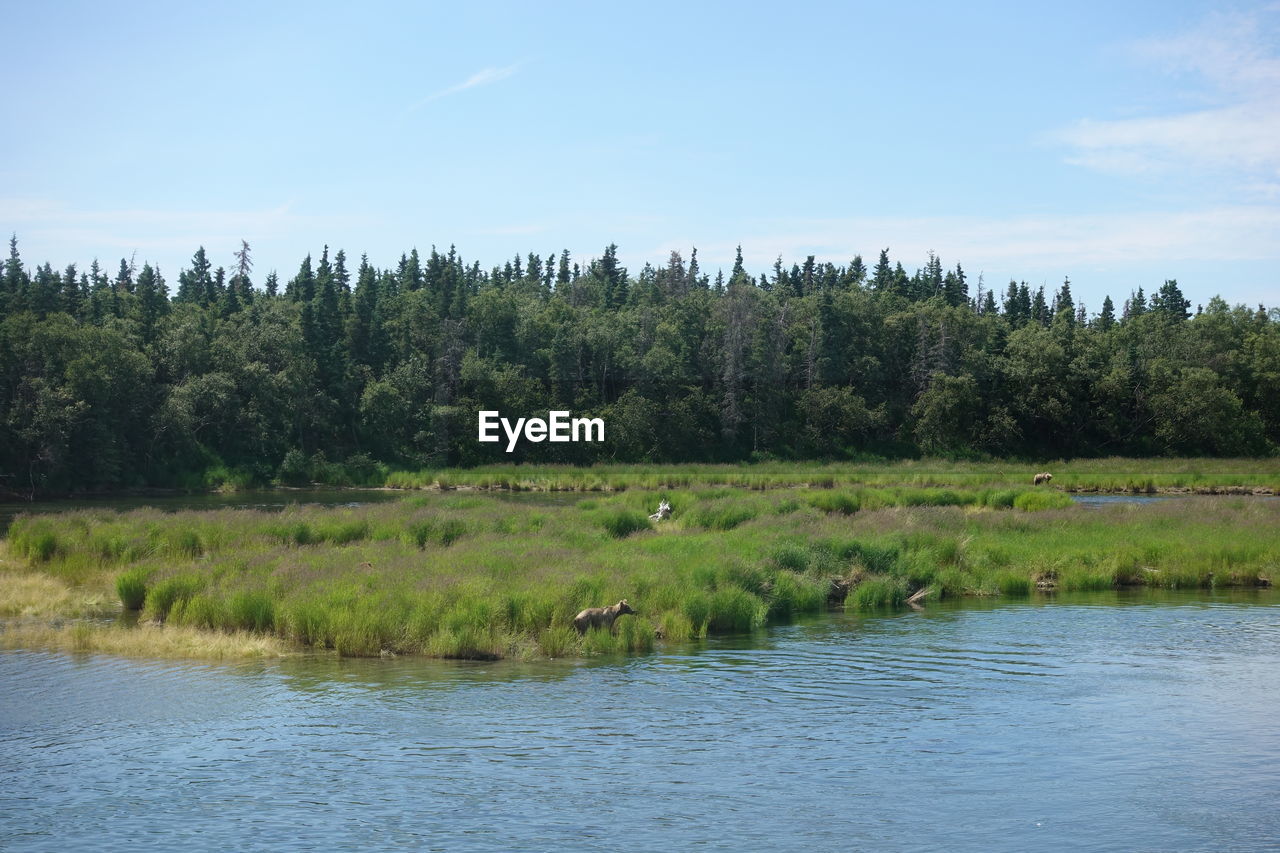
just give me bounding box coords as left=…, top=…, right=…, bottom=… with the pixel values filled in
left=405, top=65, right=520, bottom=114
left=651, top=207, right=1280, bottom=274
left=0, top=197, right=372, bottom=270
left=1052, top=10, right=1280, bottom=183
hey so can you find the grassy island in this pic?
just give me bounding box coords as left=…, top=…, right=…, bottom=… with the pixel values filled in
left=2, top=469, right=1276, bottom=660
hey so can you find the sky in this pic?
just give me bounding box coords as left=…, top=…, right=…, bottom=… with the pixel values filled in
left=4, top=0, right=1278, bottom=311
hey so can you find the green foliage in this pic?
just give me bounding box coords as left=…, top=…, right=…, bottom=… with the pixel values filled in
left=6, top=229, right=1276, bottom=496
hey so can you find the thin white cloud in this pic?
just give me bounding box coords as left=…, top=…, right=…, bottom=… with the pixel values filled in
left=1053, top=10, right=1280, bottom=182
left=0, top=197, right=371, bottom=268
left=651, top=207, right=1280, bottom=273
left=1058, top=105, right=1280, bottom=174
left=405, top=65, right=519, bottom=114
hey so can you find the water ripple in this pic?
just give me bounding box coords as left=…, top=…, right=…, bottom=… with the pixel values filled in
left=3, top=594, right=1279, bottom=852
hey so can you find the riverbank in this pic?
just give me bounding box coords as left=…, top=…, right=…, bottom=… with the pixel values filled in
left=6, top=457, right=1278, bottom=502
left=386, top=457, right=1280, bottom=493
left=3, top=487, right=1277, bottom=661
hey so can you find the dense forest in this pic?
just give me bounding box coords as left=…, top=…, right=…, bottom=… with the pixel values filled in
left=0, top=235, right=1276, bottom=494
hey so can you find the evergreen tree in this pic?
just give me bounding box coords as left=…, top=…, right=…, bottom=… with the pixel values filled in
left=287, top=255, right=315, bottom=302
left=231, top=240, right=255, bottom=305
left=922, top=252, right=944, bottom=300
left=943, top=262, right=967, bottom=307
left=872, top=248, right=893, bottom=292
left=1124, top=287, right=1147, bottom=320
left=1151, top=279, right=1190, bottom=321
left=846, top=254, right=867, bottom=287
left=1056, top=277, right=1075, bottom=323
left=730, top=245, right=748, bottom=287
left=115, top=258, right=134, bottom=295
left=1031, top=285, right=1049, bottom=326
left=557, top=250, right=571, bottom=287
left=59, top=263, right=82, bottom=317
left=135, top=263, right=169, bottom=337
left=210, top=267, right=226, bottom=306
left=1097, top=295, right=1116, bottom=330
left=3, top=234, right=28, bottom=316
left=31, top=263, right=60, bottom=316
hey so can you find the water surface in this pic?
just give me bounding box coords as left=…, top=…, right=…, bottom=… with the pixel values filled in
left=3, top=591, right=1277, bottom=851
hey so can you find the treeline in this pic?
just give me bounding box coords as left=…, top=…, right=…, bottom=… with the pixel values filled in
left=1, top=236, right=1277, bottom=493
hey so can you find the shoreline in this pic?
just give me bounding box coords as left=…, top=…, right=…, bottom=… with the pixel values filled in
left=3, top=582, right=1275, bottom=663
left=4, top=486, right=1278, bottom=662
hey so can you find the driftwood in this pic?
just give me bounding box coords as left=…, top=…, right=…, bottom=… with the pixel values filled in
left=906, top=586, right=932, bottom=610
left=649, top=499, right=672, bottom=521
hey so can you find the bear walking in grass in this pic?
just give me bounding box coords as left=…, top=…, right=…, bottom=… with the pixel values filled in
left=1033, top=472, right=1054, bottom=486
left=573, top=600, right=637, bottom=635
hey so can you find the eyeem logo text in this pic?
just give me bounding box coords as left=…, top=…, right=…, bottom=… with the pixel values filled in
left=478, top=411, right=605, bottom=452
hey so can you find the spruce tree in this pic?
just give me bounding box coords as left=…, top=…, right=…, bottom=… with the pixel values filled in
left=1056, top=277, right=1075, bottom=323
left=872, top=248, right=893, bottom=292
left=557, top=250, right=571, bottom=287
left=1097, top=295, right=1115, bottom=330
left=60, top=263, right=82, bottom=316
left=1032, top=286, right=1049, bottom=326
left=1151, top=279, right=1190, bottom=320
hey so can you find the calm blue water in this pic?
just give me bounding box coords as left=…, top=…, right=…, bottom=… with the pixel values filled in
left=2, top=591, right=1277, bottom=851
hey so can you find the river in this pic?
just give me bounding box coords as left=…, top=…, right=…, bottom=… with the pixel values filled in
left=2, top=591, right=1277, bottom=851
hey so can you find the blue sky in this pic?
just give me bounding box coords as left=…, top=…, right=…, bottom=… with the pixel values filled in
left=5, top=1, right=1278, bottom=310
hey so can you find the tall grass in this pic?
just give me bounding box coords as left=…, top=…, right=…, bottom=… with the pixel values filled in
left=374, top=458, right=1280, bottom=494
left=6, top=485, right=1278, bottom=660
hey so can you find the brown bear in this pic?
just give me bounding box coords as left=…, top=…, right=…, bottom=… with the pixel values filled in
left=572, top=599, right=637, bottom=635
left=1033, top=472, right=1053, bottom=486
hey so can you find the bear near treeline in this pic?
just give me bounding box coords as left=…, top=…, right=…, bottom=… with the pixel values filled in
left=1033, top=472, right=1054, bottom=486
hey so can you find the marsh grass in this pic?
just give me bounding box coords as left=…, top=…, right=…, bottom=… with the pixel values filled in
left=0, top=570, right=114, bottom=618
left=0, top=621, right=295, bottom=659
left=374, top=458, right=1280, bottom=494
left=5, top=486, right=1278, bottom=660
left=597, top=508, right=652, bottom=539
left=115, top=568, right=148, bottom=610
